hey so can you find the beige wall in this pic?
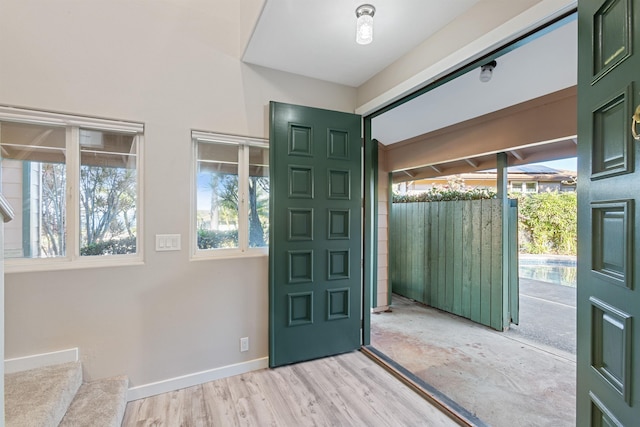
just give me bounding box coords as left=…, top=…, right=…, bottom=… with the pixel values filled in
left=0, top=0, right=356, bottom=386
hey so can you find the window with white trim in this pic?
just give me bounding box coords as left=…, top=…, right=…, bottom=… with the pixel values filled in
left=192, top=131, right=269, bottom=257
left=510, top=181, right=538, bottom=193
left=0, top=107, right=143, bottom=269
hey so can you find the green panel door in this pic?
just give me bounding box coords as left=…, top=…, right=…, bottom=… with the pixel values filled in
left=577, top=1, right=640, bottom=424
left=269, top=101, right=362, bottom=367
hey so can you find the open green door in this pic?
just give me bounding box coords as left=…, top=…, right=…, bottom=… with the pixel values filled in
left=577, top=0, right=640, bottom=424
left=269, top=102, right=362, bottom=367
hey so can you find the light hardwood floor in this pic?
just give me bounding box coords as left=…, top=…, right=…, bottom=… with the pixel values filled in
left=122, top=351, right=458, bottom=426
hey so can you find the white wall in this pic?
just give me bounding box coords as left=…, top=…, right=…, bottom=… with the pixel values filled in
left=0, top=0, right=356, bottom=388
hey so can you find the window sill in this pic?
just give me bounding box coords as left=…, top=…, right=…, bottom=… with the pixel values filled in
left=4, top=255, right=144, bottom=274
left=190, top=248, right=268, bottom=262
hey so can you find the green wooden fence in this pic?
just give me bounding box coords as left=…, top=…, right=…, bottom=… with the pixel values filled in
left=390, top=199, right=516, bottom=331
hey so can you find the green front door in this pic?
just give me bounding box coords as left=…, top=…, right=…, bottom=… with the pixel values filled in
left=577, top=0, right=640, bottom=424
left=269, top=101, right=362, bottom=367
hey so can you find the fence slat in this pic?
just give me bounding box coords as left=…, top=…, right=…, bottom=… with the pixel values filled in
left=413, top=202, right=425, bottom=300
left=437, top=202, right=447, bottom=309
left=430, top=202, right=439, bottom=305
left=423, top=202, right=431, bottom=305
left=461, top=201, right=472, bottom=318
left=480, top=199, right=493, bottom=326
left=452, top=201, right=463, bottom=316
left=444, top=202, right=454, bottom=312
left=470, top=200, right=482, bottom=323
left=490, top=199, right=504, bottom=330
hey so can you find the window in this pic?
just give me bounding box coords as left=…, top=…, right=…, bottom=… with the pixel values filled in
left=510, top=181, right=538, bottom=193
left=192, top=131, right=269, bottom=257
left=0, top=107, right=143, bottom=271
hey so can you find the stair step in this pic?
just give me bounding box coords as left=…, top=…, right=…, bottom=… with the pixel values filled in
left=59, top=375, right=129, bottom=427
left=5, top=361, right=83, bottom=427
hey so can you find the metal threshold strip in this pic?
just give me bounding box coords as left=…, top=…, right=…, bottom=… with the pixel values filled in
left=360, top=346, right=488, bottom=427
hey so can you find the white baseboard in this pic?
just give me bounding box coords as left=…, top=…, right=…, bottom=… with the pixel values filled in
left=127, top=357, right=269, bottom=401
left=5, top=348, right=79, bottom=374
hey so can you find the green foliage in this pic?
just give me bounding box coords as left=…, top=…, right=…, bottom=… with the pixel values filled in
left=517, top=191, right=577, bottom=255
left=197, top=229, right=239, bottom=249
left=80, top=236, right=136, bottom=256
left=393, top=186, right=496, bottom=203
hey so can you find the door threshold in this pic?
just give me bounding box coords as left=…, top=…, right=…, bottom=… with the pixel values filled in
left=360, top=345, right=488, bottom=427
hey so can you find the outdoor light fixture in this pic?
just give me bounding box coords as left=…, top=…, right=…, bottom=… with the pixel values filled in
left=356, top=4, right=376, bottom=45
left=479, top=60, right=497, bottom=82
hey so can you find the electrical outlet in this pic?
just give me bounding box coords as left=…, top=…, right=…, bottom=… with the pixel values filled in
left=240, top=337, right=249, bottom=352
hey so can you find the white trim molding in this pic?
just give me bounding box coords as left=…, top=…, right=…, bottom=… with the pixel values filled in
left=127, top=357, right=269, bottom=401
left=0, top=106, right=143, bottom=133
left=5, top=348, right=79, bottom=374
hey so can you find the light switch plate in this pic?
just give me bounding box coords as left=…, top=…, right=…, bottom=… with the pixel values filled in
left=155, top=234, right=181, bottom=251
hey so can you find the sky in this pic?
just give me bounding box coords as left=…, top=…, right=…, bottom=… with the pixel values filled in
left=533, top=157, right=576, bottom=172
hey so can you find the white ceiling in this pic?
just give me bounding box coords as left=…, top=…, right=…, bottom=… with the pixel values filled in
left=243, top=0, right=481, bottom=87
left=243, top=1, right=577, bottom=148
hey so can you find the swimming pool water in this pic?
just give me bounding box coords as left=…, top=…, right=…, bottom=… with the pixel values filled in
left=519, top=262, right=577, bottom=288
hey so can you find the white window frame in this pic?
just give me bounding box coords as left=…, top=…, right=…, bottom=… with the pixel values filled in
left=191, top=130, right=269, bottom=260
left=509, top=181, right=538, bottom=193
left=0, top=106, right=145, bottom=272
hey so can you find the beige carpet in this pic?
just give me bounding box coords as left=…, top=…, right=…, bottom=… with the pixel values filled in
left=6, top=361, right=129, bottom=427
left=6, top=362, right=82, bottom=427
left=60, top=375, right=129, bottom=427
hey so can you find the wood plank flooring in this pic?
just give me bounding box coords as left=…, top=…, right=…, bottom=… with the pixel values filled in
left=122, top=351, right=458, bottom=426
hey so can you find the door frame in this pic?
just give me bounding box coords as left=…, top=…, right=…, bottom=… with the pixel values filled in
left=361, top=10, right=577, bottom=345
left=355, top=7, right=579, bottom=426
left=362, top=118, right=376, bottom=345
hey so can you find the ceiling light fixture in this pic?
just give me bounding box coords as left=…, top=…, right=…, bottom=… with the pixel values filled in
left=479, top=60, right=497, bottom=82
left=356, top=4, right=376, bottom=45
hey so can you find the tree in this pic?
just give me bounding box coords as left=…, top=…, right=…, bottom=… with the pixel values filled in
left=216, top=173, right=239, bottom=227
left=202, top=172, right=268, bottom=248
left=40, top=163, right=66, bottom=256
left=248, top=176, right=269, bottom=247
left=79, top=165, right=136, bottom=250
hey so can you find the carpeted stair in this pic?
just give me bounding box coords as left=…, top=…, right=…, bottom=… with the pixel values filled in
left=5, top=361, right=128, bottom=427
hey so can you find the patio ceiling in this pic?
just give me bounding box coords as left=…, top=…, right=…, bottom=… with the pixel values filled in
left=384, top=86, right=577, bottom=183
left=390, top=137, right=577, bottom=183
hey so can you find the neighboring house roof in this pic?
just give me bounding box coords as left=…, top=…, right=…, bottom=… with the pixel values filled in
left=465, top=166, right=577, bottom=182
left=508, top=165, right=562, bottom=174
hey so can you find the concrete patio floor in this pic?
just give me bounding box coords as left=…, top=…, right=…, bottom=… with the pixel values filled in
left=370, top=278, right=576, bottom=427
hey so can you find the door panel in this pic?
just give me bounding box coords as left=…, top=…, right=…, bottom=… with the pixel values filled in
left=269, top=102, right=362, bottom=367
left=577, top=0, right=640, bottom=424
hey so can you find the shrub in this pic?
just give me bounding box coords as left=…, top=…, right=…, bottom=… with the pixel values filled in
left=80, top=236, right=136, bottom=256
left=393, top=186, right=496, bottom=203
left=517, top=191, right=577, bottom=255
left=197, top=229, right=238, bottom=249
